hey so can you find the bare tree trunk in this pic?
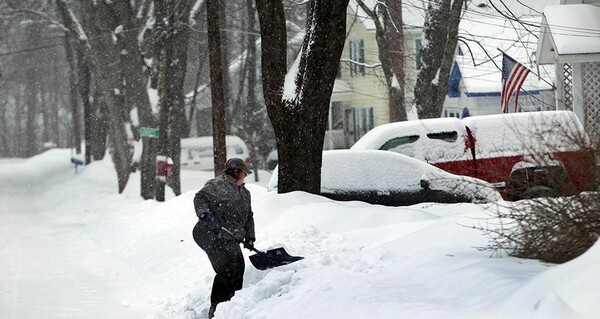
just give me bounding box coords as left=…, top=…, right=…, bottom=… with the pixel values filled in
left=0, top=102, right=7, bottom=156
left=154, top=0, right=174, bottom=201
left=63, top=34, right=82, bottom=154
left=114, top=1, right=157, bottom=199
left=79, top=56, right=93, bottom=164
left=257, top=0, right=350, bottom=194
left=153, top=0, right=191, bottom=199
left=23, top=23, right=40, bottom=157
left=167, top=1, right=192, bottom=196
left=207, top=0, right=227, bottom=175
left=245, top=0, right=260, bottom=181
left=77, top=2, right=98, bottom=163
left=24, top=86, right=37, bottom=157
left=188, top=56, right=205, bottom=137
left=91, top=90, right=108, bottom=160
left=355, top=0, right=406, bottom=122
left=385, top=0, right=405, bottom=122
left=414, top=0, right=465, bottom=119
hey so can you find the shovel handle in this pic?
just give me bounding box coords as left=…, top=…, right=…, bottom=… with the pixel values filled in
left=220, top=226, right=264, bottom=255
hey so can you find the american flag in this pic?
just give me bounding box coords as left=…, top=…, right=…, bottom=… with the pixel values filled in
left=501, top=53, right=530, bottom=113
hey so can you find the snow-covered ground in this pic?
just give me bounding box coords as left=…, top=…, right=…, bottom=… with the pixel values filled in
left=1, top=149, right=599, bottom=319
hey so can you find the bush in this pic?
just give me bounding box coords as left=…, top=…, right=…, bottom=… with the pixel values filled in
left=478, top=192, right=600, bottom=263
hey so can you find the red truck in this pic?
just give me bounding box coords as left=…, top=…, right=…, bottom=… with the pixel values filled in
left=351, top=111, right=598, bottom=200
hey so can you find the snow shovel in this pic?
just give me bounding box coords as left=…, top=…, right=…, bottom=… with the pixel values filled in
left=221, top=227, right=304, bottom=270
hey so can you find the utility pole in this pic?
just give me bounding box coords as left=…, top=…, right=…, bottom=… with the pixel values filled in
left=155, top=1, right=175, bottom=201
left=207, top=0, right=227, bottom=176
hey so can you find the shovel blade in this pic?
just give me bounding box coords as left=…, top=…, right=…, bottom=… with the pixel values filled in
left=249, top=247, right=304, bottom=270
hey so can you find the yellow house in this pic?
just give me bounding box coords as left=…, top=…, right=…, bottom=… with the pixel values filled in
left=327, top=0, right=424, bottom=148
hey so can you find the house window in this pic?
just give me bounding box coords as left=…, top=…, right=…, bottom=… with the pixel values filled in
left=349, top=40, right=365, bottom=77
left=353, top=107, right=374, bottom=140
left=415, top=38, right=422, bottom=70
left=331, top=102, right=344, bottom=130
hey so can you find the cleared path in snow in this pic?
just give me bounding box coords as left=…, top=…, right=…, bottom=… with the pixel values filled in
left=0, top=159, right=142, bottom=319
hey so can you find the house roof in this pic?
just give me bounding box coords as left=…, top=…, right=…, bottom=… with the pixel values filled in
left=346, top=0, right=555, bottom=94
left=455, top=15, right=554, bottom=94
left=537, top=4, right=600, bottom=64
left=347, top=0, right=557, bottom=34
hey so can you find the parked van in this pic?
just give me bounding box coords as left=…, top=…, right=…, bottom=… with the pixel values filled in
left=351, top=111, right=597, bottom=200
left=181, top=135, right=250, bottom=171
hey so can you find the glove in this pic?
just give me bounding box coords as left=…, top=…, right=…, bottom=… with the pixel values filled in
left=199, top=211, right=221, bottom=232
left=243, top=240, right=254, bottom=250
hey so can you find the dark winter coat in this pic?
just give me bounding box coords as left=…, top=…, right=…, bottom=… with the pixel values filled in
left=193, top=173, right=255, bottom=244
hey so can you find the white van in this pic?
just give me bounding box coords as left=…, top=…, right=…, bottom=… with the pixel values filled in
left=181, top=135, right=250, bottom=171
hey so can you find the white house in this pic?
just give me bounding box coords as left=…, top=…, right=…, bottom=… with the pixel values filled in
left=444, top=12, right=556, bottom=118
left=536, top=0, right=600, bottom=146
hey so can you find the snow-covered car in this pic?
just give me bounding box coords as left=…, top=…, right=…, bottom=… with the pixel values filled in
left=181, top=135, right=250, bottom=171
left=351, top=111, right=597, bottom=200
left=267, top=150, right=502, bottom=206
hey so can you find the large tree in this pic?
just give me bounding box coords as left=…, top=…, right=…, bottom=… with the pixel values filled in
left=56, top=0, right=150, bottom=193
left=354, top=0, right=406, bottom=122
left=153, top=0, right=192, bottom=200
left=256, top=0, right=350, bottom=194
left=55, top=0, right=164, bottom=196
left=414, top=0, right=465, bottom=119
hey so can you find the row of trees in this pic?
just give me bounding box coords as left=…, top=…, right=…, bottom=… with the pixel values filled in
left=0, top=0, right=469, bottom=197
left=0, top=0, right=283, bottom=198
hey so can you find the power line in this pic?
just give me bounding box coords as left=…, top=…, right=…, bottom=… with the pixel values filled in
left=0, top=42, right=64, bottom=57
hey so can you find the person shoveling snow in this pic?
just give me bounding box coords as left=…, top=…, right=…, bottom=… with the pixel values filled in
left=192, top=158, right=302, bottom=318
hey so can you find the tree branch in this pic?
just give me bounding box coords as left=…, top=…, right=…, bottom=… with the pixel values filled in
left=0, top=8, right=69, bottom=33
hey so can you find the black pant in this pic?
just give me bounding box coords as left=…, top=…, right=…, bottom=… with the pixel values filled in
left=193, top=222, right=245, bottom=304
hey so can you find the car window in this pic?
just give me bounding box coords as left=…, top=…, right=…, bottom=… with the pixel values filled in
left=232, top=145, right=244, bottom=155
left=379, top=135, right=420, bottom=151
left=189, top=146, right=213, bottom=159
left=426, top=131, right=458, bottom=143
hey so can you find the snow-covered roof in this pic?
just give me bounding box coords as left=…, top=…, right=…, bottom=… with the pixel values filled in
left=456, top=11, right=554, bottom=94
left=537, top=4, right=600, bottom=64
left=348, top=1, right=556, bottom=93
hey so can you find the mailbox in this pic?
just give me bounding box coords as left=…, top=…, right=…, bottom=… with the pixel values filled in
left=156, top=155, right=173, bottom=181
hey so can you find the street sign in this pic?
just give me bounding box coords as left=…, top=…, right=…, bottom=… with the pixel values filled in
left=140, top=127, right=159, bottom=138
